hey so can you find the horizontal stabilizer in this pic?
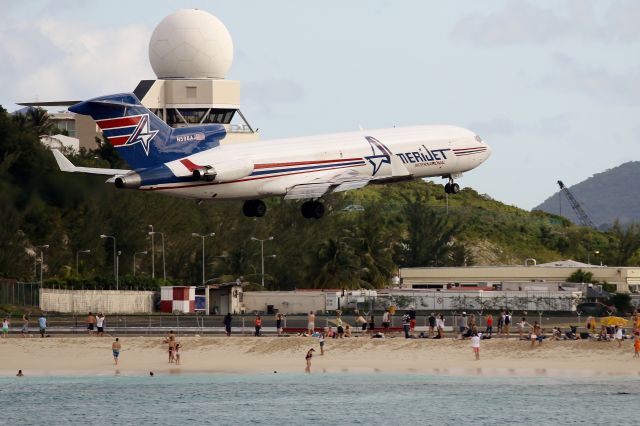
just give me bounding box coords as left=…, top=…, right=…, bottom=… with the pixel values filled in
left=51, top=149, right=131, bottom=176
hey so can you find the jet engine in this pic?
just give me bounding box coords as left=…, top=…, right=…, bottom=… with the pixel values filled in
left=192, top=159, right=254, bottom=183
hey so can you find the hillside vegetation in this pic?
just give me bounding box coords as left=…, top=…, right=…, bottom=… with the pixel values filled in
left=2, top=107, right=640, bottom=290
left=535, top=162, right=640, bottom=227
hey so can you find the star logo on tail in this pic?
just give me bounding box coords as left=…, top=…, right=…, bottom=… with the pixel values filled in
left=126, top=114, right=158, bottom=156
left=364, top=136, right=391, bottom=176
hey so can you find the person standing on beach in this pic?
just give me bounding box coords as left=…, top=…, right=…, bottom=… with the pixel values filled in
left=112, top=338, right=121, bottom=365
left=223, top=313, right=232, bottom=337
left=2, top=318, right=9, bottom=338
left=304, top=348, right=315, bottom=373
left=458, top=312, right=469, bottom=338
left=307, top=311, right=315, bottom=335
left=335, top=312, right=344, bottom=338
left=254, top=315, right=262, bottom=336
left=504, top=311, right=511, bottom=336
left=318, top=331, right=325, bottom=355
left=436, top=314, right=445, bottom=338
left=163, top=331, right=176, bottom=362
left=497, top=313, right=504, bottom=335
left=428, top=313, right=436, bottom=338
left=96, top=313, right=105, bottom=336
left=530, top=322, right=542, bottom=347
left=87, top=312, right=96, bottom=335
left=382, top=309, right=391, bottom=331
left=368, top=315, right=375, bottom=334
left=174, top=343, right=181, bottom=365
left=408, top=306, right=417, bottom=332
left=471, top=332, right=481, bottom=360
left=402, top=312, right=411, bottom=338
left=517, top=318, right=531, bottom=340
left=38, top=314, right=47, bottom=338
left=276, top=313, right=284, bottom=336
left=614, top=326, right=623, bottom=348
left=634, top=335, right=640, bottom=358
left=485, top=314, right=493, bottom=337
left=21, top=314, right=29, bottom=337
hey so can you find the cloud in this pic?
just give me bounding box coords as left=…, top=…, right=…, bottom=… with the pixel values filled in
left=0, top=18, right=152, bottom=108
left=450, top=2, right=572, bottom=46
left=538, top=53, right=640, bottom=104
left=451, top=0, right=640, bottom=46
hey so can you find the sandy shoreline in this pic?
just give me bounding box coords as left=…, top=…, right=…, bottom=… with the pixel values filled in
left=1, top=335, right=639, bottom=378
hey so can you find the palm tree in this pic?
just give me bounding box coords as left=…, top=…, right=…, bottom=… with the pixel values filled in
left=312, top=237, right=364, bottom=289
left=26, top=107, right=55, bottom=136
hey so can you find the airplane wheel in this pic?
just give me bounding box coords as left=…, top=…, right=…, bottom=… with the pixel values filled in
left=444, top=183, right=451, bottom=194
left=451, top=183, right=460, bottom=194
left=301, top=201, right=314, bottom=218
left=312, top=201, right=325, bottom=219
left=254, top=200, right=267, bottom=217
left=242, top=200, right=256, bottom=217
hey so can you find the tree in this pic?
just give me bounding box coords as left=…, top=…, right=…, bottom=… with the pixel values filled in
left=566, top=269, right=595, bottom=284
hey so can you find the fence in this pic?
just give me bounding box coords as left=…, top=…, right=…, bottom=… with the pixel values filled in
left=350, top=291, right=583, bottom=313
left=0, top=281, right=40, bottom=307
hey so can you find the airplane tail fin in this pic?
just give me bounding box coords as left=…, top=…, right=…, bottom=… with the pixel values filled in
left=69, top=93, right=225, bottom=170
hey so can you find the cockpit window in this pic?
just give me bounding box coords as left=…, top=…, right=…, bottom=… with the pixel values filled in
left=475, top=135, right=483, bottom=143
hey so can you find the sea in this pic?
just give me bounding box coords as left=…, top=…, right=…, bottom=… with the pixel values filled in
left=2, top=373, right=639, bottom=425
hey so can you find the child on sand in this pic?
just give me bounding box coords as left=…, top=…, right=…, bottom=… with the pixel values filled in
left=634, top=335, right=640, bottom=358
left=318, top=332, right=325, bottom=355
left=471, top=332, right=481, bottom=360
left=305, top=348, right=315, bottom=373
left=174, top=343, right=181, bottom=365
left=615, top=326, right=623, bottom=348
left=2, top=318, right=9, bottom=338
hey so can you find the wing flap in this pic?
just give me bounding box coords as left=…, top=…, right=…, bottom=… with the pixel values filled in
left=283, top=169, right=372, bottom=200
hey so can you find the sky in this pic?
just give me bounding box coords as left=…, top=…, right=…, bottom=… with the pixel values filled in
left=1, top=0, right=639, bottom=210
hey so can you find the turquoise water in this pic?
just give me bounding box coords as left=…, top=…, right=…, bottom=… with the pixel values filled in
left=2, top=373, right=640, bottom=425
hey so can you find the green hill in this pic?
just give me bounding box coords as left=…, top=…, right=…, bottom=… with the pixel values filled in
left=2, top=106, right=639, bottom=290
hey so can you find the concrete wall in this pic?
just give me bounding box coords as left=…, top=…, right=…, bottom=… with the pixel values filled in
left=40, top=289, right=156, bottom=314
left=242, top=291, right=327, bottom=314
left=400, top=266, right=638, bottom=292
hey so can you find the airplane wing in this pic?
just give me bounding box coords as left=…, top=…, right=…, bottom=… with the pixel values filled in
left=283, top=169, right=372, bottom=200
left=51, top=149, right=132, bottom=176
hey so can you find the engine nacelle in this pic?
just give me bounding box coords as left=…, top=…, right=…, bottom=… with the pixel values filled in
left=193, top=159, right=254, bottom=183
left=192, top=167, right=216, bottom=181
left=114, top=173, right=141, bottom=189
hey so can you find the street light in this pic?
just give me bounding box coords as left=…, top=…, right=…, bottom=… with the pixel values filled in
left=76, top=249, right=91, bottom=274
left=36, top=244, right=49, bottom=289
left=192, top=232, right=215, bottom=285
left=251, top=236, right=274, bottom=287
left=100, top=234, right=116, bottom=284
left=587, top=250, right=600, bottom=265
left=116, top=250, right=121, bottom=290
left=133, top=251, right=148, bottom=276
left=148, top=225, right=155, bottom=279
left=149, top=229, right=166, bottom=281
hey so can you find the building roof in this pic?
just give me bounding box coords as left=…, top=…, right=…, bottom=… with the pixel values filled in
left=535, top=259, right=596, bottom=268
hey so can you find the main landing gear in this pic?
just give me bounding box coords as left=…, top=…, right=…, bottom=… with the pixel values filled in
left=242, top=199, right=267, bottom=217
left=301, top=200, right=325, bottom=219
left=444, top=179, right=460, bottom=194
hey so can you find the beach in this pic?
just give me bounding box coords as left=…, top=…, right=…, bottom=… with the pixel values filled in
left=1, top=335, right=638, bottom=377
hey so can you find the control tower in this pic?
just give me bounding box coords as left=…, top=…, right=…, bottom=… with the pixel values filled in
left=19, top=9, right=258, bottom=149
left=135, top=9, right=258, bottom=144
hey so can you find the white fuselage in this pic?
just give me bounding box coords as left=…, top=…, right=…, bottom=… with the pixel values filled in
left=144, top=125, right=491, bottom=200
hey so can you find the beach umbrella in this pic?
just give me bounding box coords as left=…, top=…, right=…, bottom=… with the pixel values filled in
left=599, top=317, right=628, bottom=327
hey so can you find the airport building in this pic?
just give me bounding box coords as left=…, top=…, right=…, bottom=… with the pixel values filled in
left=399, top=260, right=640, bottom=293
left=20, top=9, right=258, bottom=150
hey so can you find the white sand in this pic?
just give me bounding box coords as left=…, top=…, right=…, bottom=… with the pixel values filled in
left=1, top=335, right=638, bottom=377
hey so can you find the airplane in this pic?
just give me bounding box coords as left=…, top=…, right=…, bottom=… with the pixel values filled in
left=52, top=93, right=491, bottom=219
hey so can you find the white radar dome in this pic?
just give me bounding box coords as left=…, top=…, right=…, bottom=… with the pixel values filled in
left=149, top=9, right=234, bottom=79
